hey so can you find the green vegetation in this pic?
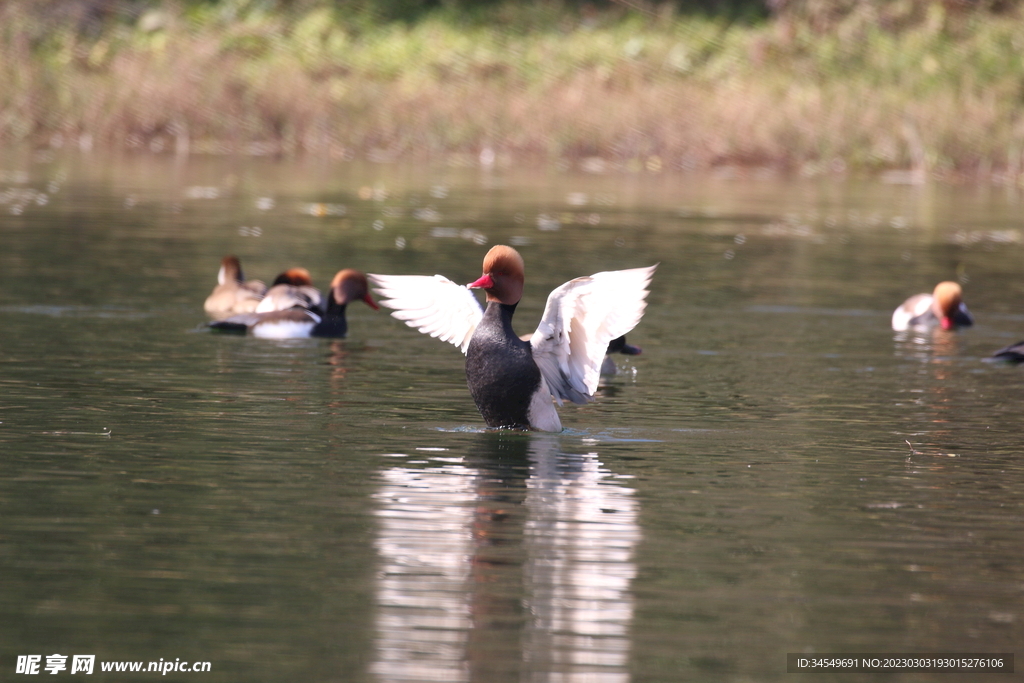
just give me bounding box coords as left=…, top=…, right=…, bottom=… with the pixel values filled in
left=4, top=0, right=1024, bottom=178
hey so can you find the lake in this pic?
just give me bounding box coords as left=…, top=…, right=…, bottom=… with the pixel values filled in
left=1, top=150, right=1022, bottom=681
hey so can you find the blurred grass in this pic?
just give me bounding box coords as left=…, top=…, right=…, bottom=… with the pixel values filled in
left=3, top=1, right=1024, bottom=178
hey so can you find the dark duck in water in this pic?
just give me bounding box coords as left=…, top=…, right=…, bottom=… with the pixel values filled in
left=210, top=269, right=378, bottom=338
left=370, top=245, right=655, bottom=431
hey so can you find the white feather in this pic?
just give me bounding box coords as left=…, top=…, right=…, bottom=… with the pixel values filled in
left=369, top=273, right=483, bottom=354
left=891, top=293, right=933, bottom=331
left=527, top=376, right=563, bottom=432
left=530, top=265, right=656, bottom=405
left=250, top=317, right=317, bottom=339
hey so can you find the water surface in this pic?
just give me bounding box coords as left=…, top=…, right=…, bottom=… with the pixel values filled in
left=1, top=152, right=1022, bottom=681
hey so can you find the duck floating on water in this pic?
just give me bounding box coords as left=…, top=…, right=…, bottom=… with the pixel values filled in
left=256, top=267, right=324, bottom=315
left=601, top=335, right=643, bottom=375
left=210, top=269, right=378, bottom=338
left=891, top=281, right=973, bottom=331
left=370, top=245, right=655, bottom=432
left=990, top=341, right=1024, bottom=363
left=203, top=255, right=267, bottom=319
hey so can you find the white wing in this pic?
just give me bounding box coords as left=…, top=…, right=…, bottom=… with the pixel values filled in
left=891, top=293, right=932, bottom=331
left=530, top=265, right=656, bottom=405
left=369, top=273, right=483, bottom=354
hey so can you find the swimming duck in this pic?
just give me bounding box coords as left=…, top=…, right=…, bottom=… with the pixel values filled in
left=601, top=335, right=643, bottom=375
left=203, top=255, right=267, bottom=319
left=370, top=245, right=655, bottom=431
left=210, top=269, right=378, bottom=338
left=990, top=341, right=1024, bottom=363
left=891, top=281, right=973, bottom=331
left=255, top=267, right=324, bottom=315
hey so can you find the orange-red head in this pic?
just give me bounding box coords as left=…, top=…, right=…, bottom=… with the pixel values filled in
left=272, top=267, right=314, bottom=287
left=331, top=269, right=379, bottom=310
left=931, top=281, right=963, bottom=331
left=468, top=245, right=525, bottom=305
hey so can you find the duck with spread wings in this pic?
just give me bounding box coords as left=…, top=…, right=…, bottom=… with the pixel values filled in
left=370, top=245, right=655, bottom=431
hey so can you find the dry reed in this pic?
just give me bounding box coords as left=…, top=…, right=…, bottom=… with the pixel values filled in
left=3, top=2, right=1024, bottom=178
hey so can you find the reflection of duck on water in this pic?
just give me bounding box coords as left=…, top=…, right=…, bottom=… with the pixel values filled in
left=371, top=245, right=655, bottom=431
left=370, top=432, right=638, bottom=682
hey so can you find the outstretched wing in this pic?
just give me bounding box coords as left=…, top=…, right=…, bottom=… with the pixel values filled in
left=369, top=273, right=484, bottom=354
left=530, top=265, right=656, bottom=404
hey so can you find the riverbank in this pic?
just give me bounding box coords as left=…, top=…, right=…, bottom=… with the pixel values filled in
left=3, top=2, right=1024, bottom=180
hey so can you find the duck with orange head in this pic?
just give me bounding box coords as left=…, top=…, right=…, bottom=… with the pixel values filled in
left=371, top=245, right=655, bottom=431
left=256, top=267, right=324, bottom=315
left=203, top=255, right=267, bottom=319
left=892, top=281, right=973, bottom=332
left=210, top=269, right=378, bottom=338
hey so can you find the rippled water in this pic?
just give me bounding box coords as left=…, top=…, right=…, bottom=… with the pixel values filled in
left=2, top=152, right=1023, bottom=681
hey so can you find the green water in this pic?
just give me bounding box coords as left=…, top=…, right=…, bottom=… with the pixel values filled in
left=1, top=152, right=1022, bottom=681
